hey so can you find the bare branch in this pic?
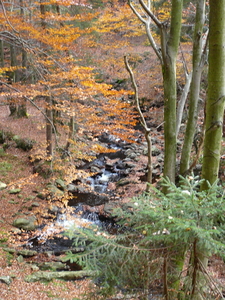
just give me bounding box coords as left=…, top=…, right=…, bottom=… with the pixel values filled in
left=0, top=0, right=20, bottom=34
left=124, top=55, right=152, bottom=187
left=128, top=0, right=162, bottom=62
left=0, top=81, right=60, bottom=150
left=138, top=0, right=162, bottom=28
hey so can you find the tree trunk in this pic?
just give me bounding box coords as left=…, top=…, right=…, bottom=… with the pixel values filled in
left=201, top=0, right=225, bottom=189
left=46, top=96, right=53, bottom=158
left=196, top=1, right=225, bottom=299
left=180, top=0, right=206, bottom=176
left=161, top=0, right=183, bottom=185
left=129, top=0, right=183, bottom=185
left=0, top=40, right=4, bottom=67
left=9, top=45, right=17, bottom=116
left=17, top=49, right=28, bottom=118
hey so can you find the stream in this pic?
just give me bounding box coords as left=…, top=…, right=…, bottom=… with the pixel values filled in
left=24, top=136, right=132, bottom=253
left=10, top=132, right=164, bottom=299
left=22, top=132, right=162, bottom=253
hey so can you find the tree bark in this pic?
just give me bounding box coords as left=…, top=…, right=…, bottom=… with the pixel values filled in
left=196, top=1, right=225, bottom=299
left=161, top=0, right=183, bottom=185
left=201, top=0, right=225, bottom=189
left=130, top=0, right=183, bottom=184
left=180, top=0, right=206, bottom=176
left=46, top=96, right=53, bottom=158
left=0, top=40, right=4, bottom=67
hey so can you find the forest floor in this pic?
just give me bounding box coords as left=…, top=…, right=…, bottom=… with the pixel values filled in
left=0, top=35, right=225, bottom=299
left=0, top=102, right=225, bottom=300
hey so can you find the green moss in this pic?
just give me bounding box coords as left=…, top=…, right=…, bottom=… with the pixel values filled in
left=0, top=161, right=12, bottom=176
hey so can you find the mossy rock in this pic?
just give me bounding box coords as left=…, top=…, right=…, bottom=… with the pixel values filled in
left=38, top=261, right=68, bottom=271
left=8, top=188, right=21, bottom=194
left=33, top=161, right=53, bottom=178
left=13, top=216, right=37, bottom=231
left=47, top=184, right=64, bottom=198
left=14, top=137, right=34, bottom=151
left=55, top=179, right=67, bottom=191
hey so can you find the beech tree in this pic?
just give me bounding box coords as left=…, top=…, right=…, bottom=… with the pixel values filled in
left=0, top=0, right=137, bottom=177
left=119, top=0, right=183, bottom=184
left=201, top=0, right=225, bottom=190
left=179, top=0, right=207, bottom=176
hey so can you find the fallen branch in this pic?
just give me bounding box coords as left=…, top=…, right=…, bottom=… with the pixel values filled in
left=25, top=270, right=98, bottom=283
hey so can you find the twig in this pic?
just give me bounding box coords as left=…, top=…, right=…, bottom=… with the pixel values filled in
left=198, top=257, right=225, bottom=299
left=0, top=81, right=60, bottom=150
left=124, top=55, right=152, bottom=188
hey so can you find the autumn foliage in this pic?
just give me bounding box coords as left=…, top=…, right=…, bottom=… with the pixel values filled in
left=0, top=0, right=139, bottom=183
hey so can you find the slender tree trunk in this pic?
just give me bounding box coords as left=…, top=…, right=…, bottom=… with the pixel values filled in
left=176, top=71, right=192, bottom=137
left=17, top=0, right=28, bottom=118
left=40, top=0, right=47, bottom=29
left=161, top=0, right=183, bottom=185
left=124, top=55, right=152, bottom=190
left=9, top=45, right=18, bottom=116
left=40, top=0, right=53, bottom=158
left=0, top=40, right=4, bottom=67
left=129, top=0, right=182, bottom=184
left=180, top=0, right=206, bottom=176
left=46, top=96, right=53, bottom=158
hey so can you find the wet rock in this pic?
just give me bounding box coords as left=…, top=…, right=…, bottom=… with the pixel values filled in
left=0, top=181, right=7, bottom=190
left=90, top=166, right=101, bottom=173
left=13, top=216, right=37, bottom=231
left=68, top=192, right=109, bottom=207
left=67, top=183, right=77, bottom=193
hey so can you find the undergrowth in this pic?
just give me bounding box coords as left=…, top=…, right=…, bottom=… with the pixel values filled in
left=64, top=176, right=225, bottom=299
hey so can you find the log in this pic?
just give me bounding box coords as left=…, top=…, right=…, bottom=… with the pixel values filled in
left=24, top=270, right=98, bottom=282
